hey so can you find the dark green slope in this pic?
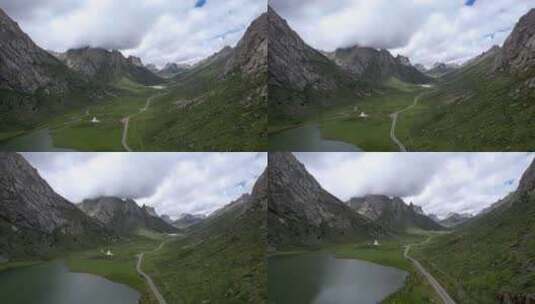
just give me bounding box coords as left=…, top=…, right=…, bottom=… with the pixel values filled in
left=130, top=11, right=267, bottom=151
left=415, top=159, right=535, bottom=303
left=149, top=171, right=267, bottom=304
left=407, top=9, right=535, bottom=151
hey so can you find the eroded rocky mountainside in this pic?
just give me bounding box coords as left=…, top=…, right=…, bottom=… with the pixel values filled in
left=157, top=63, right=190, bottom=78
left=327, top=46, right=432, bottom=84
left=268, top=153, right=385, bottom=249
left=0, top=8, right=82, bottom=94
left=426, top=62, right=460, bottom=78
left=172, top=213, right=206, bottom=229
left=496, top=8, right=535, bottom=78
left=78, top=196, right=177, bottom=235
left=439, top=212, right=473, bottom=228
left=347, top=195, right=443, bottom=232
left=418, top=159, right=535, bottom=303
left=58, top=47, right=162, bottom=85
left=268, top=6, right=368, bottom=118
left=224, top=10, right=267, bottom=78
left=0, top=153, right=108, bottom=258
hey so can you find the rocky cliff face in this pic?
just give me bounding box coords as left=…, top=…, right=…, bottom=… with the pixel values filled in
left=426, top=62, right=460, bottom=78
left=497, top=9, right=535, bottom=77
left=173, top=213, right=206, bottom=229
left=0, top=153, right=107, bottom=258
left=158, top=62, right=190, bottom=78
left=0, top=9, right=77, bottom=93
left=127, top=56, right=143, bottom=67
left=440, top=212, right=473, bottom=228
left=60, top=47, right=162, bottom=85
left=329, top=46, right=432, bottom=84
left=224, top=11, right=267, bottom=78
left=268, top=7, right=347, bottom=91
left=268, top=153, right=385, bottom=249
left=347, top=195, right=443, bottom=232
left=78, top=196, right=177, bottom=234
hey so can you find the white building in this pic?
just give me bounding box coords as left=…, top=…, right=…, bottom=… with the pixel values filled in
left=373, top=240, right=380, bottom=246
left=91, top=117, right=100, bottom=123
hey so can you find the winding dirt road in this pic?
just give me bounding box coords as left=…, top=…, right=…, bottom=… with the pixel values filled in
left=404, top=240, right=456, bottom=304
left=121, top=92, right=165, bottom=152
left=389, top=93, right=423, bottom=152
left=136, top=240, right=168, bottom=304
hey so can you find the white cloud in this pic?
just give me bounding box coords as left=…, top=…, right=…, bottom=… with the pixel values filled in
left=22, top=152, right=267, bottom=219
left=269, top=0, right=534, bottom=67
left=295, top=152, right=534, bottom=218
left=0, top=0, right=265, bottom=67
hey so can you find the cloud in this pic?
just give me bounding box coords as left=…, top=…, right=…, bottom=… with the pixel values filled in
left=0, top=0, right=265, bottom=67
left=294, top=152, right=534, bottom=218
left=269, top=0, right=534, bottom=67
left=22, top=152, right=266, bottom=219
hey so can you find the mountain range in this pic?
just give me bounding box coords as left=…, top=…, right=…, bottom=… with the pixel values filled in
left=346, top=195, right=443, bottom=232
left=416, top=158, right=535, bottom=303
left=77, top=197, right=177, bottom=235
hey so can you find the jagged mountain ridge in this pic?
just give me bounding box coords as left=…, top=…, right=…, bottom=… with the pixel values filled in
left=0, top=153, right=109, bottom=258
left=78, top=196, right=177, bottom=235
left=58, top=47, right=163, bottom=85
left=327, top=46, right=432, bottom=84
left=172, top=213, right=206, bottom=229
left=347, top=195, right=443, bottom=232
left=439, top=212, right=472, bottom=228
left=268, top=153, right=386, bottom=249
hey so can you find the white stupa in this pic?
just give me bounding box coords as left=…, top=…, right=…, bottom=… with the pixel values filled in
left=359, top=112, right=369, bottom=118
left=91, top=117, right=100, bottom=123
left=373, top=240, right=379, bottom=246
left=105, top=249, right=114, bottom=256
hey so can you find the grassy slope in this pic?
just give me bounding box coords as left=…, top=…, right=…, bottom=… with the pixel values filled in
left=414, top=191, right=535, bottom=303
left=405, top=55, right=535, bottom=151
left=142, top=205, right=266, bottom=304
left=128, top=63, right=267, bottom=151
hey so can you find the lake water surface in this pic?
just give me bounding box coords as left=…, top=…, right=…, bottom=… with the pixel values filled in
left=269, top=124, right=361, bottom=152
left=268, top=254, right=407, bottom=304
left=0, top=128, right=75, bottom=151
left=0, top=261, right=140, bottom=304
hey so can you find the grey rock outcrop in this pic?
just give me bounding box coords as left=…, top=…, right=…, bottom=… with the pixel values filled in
left=440, top=212, right=473, bottom=228
left=78, top=196, right=177, bottom=235
left=158, top=62, right=190, bottom=78
left=0, top=153, right=107, bottom=257
left=224, top=10, right=267, bottom=78
left=347, top=195, right=443, bottom=232
left=268, top=153, right=385, bottom=249
left=0, top=9, right=76, bottom=93
left=173, top=213, right=206, bottom=229
left=496, top=9, right=535, bottom=76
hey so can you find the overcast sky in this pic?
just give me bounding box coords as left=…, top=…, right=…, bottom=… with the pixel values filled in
left=0, top=0, right=265, bottom=67
left=22, top=152, right=266, bottom=219
left=269, top=0, right=534, bottom=67
left=295, top=152, right=534, bottom=218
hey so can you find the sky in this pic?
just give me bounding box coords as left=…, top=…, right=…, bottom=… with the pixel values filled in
left=269, top=0, right=534, bottom=67
left=22, top=152, right=267, bottom=219
left=295, top=152, right=534, bottom=218
left=0, top=0, right=265, bottom=67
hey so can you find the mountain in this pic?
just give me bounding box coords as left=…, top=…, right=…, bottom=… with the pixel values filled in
left=346, top=195, right=443, bottom=232
left=0, top=8, right=83, bottom=94
left=439, top=212, right=472, bottom=227
left=145, top=63, right=159, bottom=74
left=495, top=8, right=535, bottom=79
left=59, top=47, right=163, bottom=85
left=327, top=46, right=432, bottom=84
left=160, top=214, right=173, bottom=224
left=172, top=213, right=206, bottom=229
left=0, top=153, right=108, bottom=259
left=406, top=9, right=535, bottom=151
left=268, top=6, right=369, bottom=120
left=151, top=169, right=267, bottom=303
left=224, top=9, right=267, bottom=78
left=78, top=197, right=177, bottom=235
left=416, top=159, right=535, bottom=303
left=157, top=63, right=190, bottom=78
left=268, top=152, right=385, bottom=249
left=426, top=62, right=460, bottom=78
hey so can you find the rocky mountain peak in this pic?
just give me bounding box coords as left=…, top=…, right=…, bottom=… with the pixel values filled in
left=224, top=10, right=267, bottom=77
left=396, top=55, right=411, bottom=66
left=0, top=8, right=73, bottom=93
left=497, top=9, right=535, bottom=76
left=127, top=55, right=143, bottom=67
left=517, top=159, right=535, bottom=194
left=142, top=205, right=158, bottom=217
